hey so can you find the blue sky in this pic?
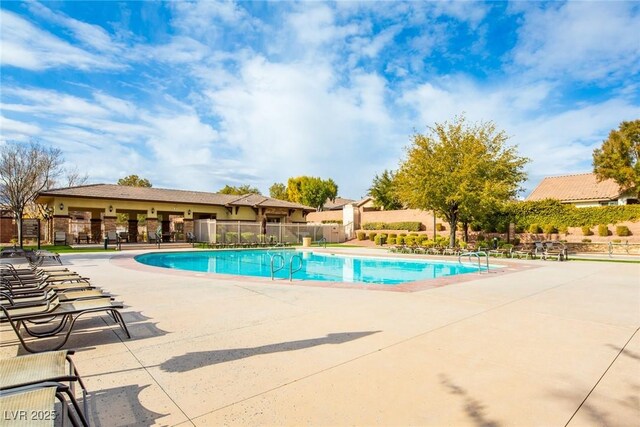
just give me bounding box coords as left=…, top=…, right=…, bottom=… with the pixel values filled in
left=1, top=1, right=639, bottom=199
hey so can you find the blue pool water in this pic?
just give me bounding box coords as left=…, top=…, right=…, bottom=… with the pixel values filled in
left=135, top=250, right=481, bottom=285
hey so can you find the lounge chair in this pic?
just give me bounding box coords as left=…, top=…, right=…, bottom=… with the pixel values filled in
left=76, top=232, right=90, bottom=244
left=0, top=292, right=130, bottom=353
left=0, top=383, right=87, bottom=426
left=0, top=350, right=89, bottom=426
left=53, top=231, right=67, bottom=246
left=543, top=241, right=566, bottom=261
left=512, top=244, right=535, bottom=259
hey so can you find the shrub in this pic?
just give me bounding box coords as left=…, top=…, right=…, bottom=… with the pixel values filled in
left=597, top=224, right=609, bottom=237
left=356, top=231, right=366, bottom=241
left=612, top=239, right=622, bottom=243
left=558, top=225, right=569, bottom=235
left=515, top=224, right=526, bottom=233
left=241, top=232, right=255, bottom=242
left=409, top=232, right=419, bottom=236
left=476, top=233, right=485, bottom=241
left=542, top=224, right=557, bottom=234
left=512, top=237, right=521, bottom=246
left=225, top=232, right=238, bottom=243
left=361, top=221, right=422, bottom=231
left=405, top=236, right=416, bottom=246
left=435, top=223, right=445, bottom=231
left=616, top=225, right=632, bottom=236
left=416, top=235, right=428, bottom=244
left=397, top=236, right=405, bottom=245
left=321, top=219, right=343, bottom=224
left=374, top=234, right=386, bottom=245
left=528, top=223, right=541, bottom=234
left=581, top=226, right=593, bottom=236
left=369, top=232, right=377, bottom=241
left=582, top=238, right=592, bottom=243
left=470, top=222, right=483, bottom=232
left=388, top=233, right=397, bottom=239
left=398, top=233, right=407, bottom=237
left=388, top=237, right=397, bottom=245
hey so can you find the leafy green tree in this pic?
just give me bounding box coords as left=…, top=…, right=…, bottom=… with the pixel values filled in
left=286, top=176, right=338, bottom=211
left=395, top=116, right=528, bottom=247
left=118, top=174, right=152, bottom=187
left=593, top=119, right=640, bottom=197
left=0, top=141, right=63, bottom=247
left=269, top=182, right=288, bottom=200
left=368, top=170, right=402, bottom=210
left=218, top=184, right=261, bottom=195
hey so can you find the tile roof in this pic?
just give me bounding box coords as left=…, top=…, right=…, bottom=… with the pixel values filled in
left=38, top=184, right=314, bottom=210
left=323, top=197, right=356, bottom=210
left=526, top=173, right=622, bottom=202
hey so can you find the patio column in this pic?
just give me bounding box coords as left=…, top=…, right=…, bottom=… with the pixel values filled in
left=128, top=219, right=138, bottom=242
left=146, top=218, right=158, bottom=242
left=90, top=218, right=102, bottom=243
left=161, top=220, right=170, bottom=241
left=103, top=216, right=116, bottom=236
left=52, top=215, right=70, bottom=244
left=183, top=218, right=194, bottom=239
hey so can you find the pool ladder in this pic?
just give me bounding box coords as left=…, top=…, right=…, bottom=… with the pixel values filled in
left=270, top=253, right=303, bottom=281
left=458, top=251, right=490, bottom=273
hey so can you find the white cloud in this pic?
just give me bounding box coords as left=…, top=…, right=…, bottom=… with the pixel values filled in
left=0, top=116, right=41, bottom=138
left=0, top=9, right=123, bottom=71
left=510, top=1, right=640, bottom=81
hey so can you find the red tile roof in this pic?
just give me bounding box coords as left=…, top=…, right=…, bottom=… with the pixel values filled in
left=526, top=173, right=622, bottom=202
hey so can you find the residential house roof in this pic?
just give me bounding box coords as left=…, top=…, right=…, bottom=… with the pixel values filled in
left=37, top=184, right=315, bottom=210
left=526, top=173, right=622, bottom=202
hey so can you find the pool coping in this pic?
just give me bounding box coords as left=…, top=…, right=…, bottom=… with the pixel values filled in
left=110, top=247, right=541, bottom=293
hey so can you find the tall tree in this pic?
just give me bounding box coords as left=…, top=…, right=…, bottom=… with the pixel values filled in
left=286, top=176, right=338, bottom=211
left=269, top=182, right=288, bottom=200
left=118, top=174, right=152, bottom=187
left=395, top=116, right=528, bottom=247
left=218, top=184, right=261, bottom=195
left=368, top=170, right=403, bottom=210
left=0, top=141, right=63, bottom=247
left=593, top=119, right=640, bottom=197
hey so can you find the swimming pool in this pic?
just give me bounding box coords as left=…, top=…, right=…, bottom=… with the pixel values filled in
left=135, top=250, right=482, bottom=285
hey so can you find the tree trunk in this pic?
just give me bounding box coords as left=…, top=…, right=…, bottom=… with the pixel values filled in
left=463, top=222, right=469, bottom=243
left=448, top=209, right=458, bottom=248
left=16, top=210, right=23, bottom=248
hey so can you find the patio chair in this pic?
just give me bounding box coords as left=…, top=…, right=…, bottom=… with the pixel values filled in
left=117, top=232, right=129, bottom=243
left=54, top=231, right=67, bottom=246
left=186, top=232, right=196, bottom=244
left=76, top=232, right=90, bottom=244
left=543, top=241, right=566, bottom=261
left=0, top=350, right=89, bottom=425
left=0, top=292, right=130, bottom=353
left=511, top=244, right=535, bottom=259
left=106, top=231, right=118, bottom=244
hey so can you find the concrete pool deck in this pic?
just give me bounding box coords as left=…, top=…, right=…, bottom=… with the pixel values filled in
left=1, top=249, right=638, bottom=426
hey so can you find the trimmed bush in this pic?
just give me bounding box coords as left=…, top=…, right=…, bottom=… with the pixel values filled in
left=581, top=226, right=593, bottom=236
left=528, top=223, right=541, bottom=234
left=597, top=224, right=609, bottom=237
left=616, top=225, right=632, bottom=236
left=435, top=223, right=445, bottom=231
left=388, top=237, right=397, bottom=245
left=361, top=221, right=422, bottom=232
left=321, top=220, right=343, bottom=224
left=397, top=236, right=405, bottom=245
left=582, top=238, right=592, bottom=243
left=374, top=234, right=386, bottom=245
left=542, top=224, right=557, bottom=234
left=612, top=239, right=622, bottom=243
left=416, top=235, right=428, bottom=244
left=388, top=233, right=397, bottom=239
left=369, top=232, right=377, bottom=241
left=398, top=233, right=407, bottom=237
left=405, top=236, right=416, bottom=246
left=357, top=231, right=366, bottom=240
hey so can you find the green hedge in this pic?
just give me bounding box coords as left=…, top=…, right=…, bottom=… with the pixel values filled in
left=356, top=231, right=366, bottom=241
left=598, top=224, right=610, bottom=237
left=510, top=199, right=640, bottom=228
left=321, top=220, right=343, bottom=224
left=362, top=222, right=422, bottom=232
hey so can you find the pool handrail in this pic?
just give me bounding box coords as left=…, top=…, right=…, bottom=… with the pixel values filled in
left=458, top=250, right=490, bottom=273
left=289, top=254, right=303, bottom=281
left=270, top=254, right=285, bottom=280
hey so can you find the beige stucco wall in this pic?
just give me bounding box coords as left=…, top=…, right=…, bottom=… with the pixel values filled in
left=307, top=211, right=343, bottom=223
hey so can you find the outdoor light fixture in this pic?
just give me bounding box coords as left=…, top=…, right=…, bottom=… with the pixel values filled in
left=188, top=209, right=191, bottom=215
left=109, top=205, right=113, bottom=213
left=59, top=203, right=64, bottom=211
left=151, top=207, right=155, bottom=214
